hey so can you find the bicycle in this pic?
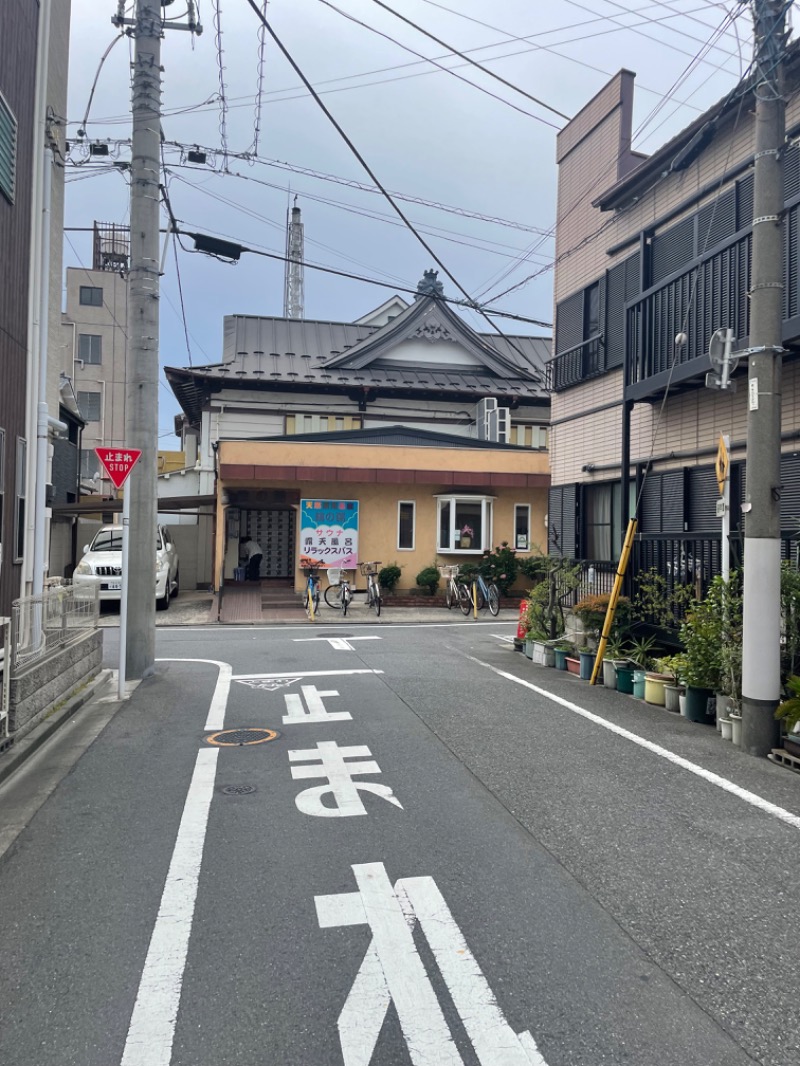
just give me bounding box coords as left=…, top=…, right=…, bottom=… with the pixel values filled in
left=439, top=563, right=471, bottom=613
left=359, top=561, right=382, bottom=617
left=324, top=567, right=353, bottom=616
left=302, top=565, right=322, bottom=620
left=460, top=566, right=500, bottom=617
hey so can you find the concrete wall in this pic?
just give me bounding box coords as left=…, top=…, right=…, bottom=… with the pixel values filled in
left=10, top=630, right=102, bottom=740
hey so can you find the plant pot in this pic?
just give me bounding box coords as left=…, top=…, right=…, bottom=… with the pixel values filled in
left=578, top=650, right=594, bottom=680
left=460, top=537, right=471, bottom=549
left=720, top=717, right=733, bottom=741
left=730, top=712, right=742, bottom=746
left=616, top=666, right=635, bottom=694
left=523, top=639, right=534, bottom=660
left=644, top=673, right=668, bottom=706
left=532, top=640, right=555, bottom=667
left=783, top=732, right=800, bottom=757
left=554, top=648, right=569, bottom=671
left=632, top=669, right=646, bottom=699
left=602, top=659, right=617, bottom=689
left=715, top=692, right=731, bottom=731
left=685, top=685, right=715, bottom=723
left=664, top=684, right=682, bottom=713
left=679, top=691, right=687, bottom=716
left=565, top=656, right=581, bottom=675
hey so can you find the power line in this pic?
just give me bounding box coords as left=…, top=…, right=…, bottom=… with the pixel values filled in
left=250, top=0, right=269, bottom=155
left=361, top=0, right=570, bottom=122
left=243, top=0, right=546, bottom=373
left=211, top=0, right=229, bottom=165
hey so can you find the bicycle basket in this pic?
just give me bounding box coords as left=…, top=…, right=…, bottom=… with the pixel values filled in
left=359, top=562, right=378, bottom=576
left=438, top=564, right=460, bottom=578
left=326, top=568, right=342, bottom=585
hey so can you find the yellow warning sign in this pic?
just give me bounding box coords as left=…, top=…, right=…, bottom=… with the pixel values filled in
left=715, top=435, right=729, bottom=495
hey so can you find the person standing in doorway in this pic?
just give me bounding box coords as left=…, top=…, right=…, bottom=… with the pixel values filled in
left=240, top=536, right=263, bottom=582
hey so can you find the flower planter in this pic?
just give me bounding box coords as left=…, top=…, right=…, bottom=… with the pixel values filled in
left=554, top=648, right=569, bottom=671
left=616, top=666, right=635, bottom=694
left=783, top=732, right=800, bottom=758
left=523, top=639, right=534, bottom=660
left=602, top=659, right=617, bottom=689
left=720, top=717, right=733, bottom=741
left=664, top=684, right=682, bottom=713
left=578, top=651, right=594, bottom=681
left=685, top=685, right=715, bottom=723
left=644, top=673, right=670, bottom=706
left=715, top=692, right=731, bottom=731
left=730, top=712, right=742, bottom=746
left=679, top=691, right=687, bottom=716
left=632, top=669, right=646, bottom=700
left=565, top=656, right=581, bottom=675
left=532, top=641, right=555, bottom=667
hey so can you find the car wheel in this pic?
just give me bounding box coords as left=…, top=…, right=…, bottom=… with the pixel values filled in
left=171, top=570, right=180, bottom=598
left=157, top=587, right=170, bottom=611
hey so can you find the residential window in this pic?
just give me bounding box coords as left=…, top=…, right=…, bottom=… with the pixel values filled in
left=285, top=414, right=362, bottom=433
left=79, top=286, right=103, bottom=307
left=0, top=91, right=18, bottom=203
left=78, top=333, right=102, bottom=364
left=584, top=484, right=613, bottom=561
left=80, top=449, right=101, bottom=480
left=397, top=501, right=415, bottom=550
left=77, top=391, right=102, bottom=422
left=514, top=504, right=531, bottom=551
left=14, top=438, right=26, bottom=562
left=512, top=424, right=548, bottom=449
left=436, top=495, right=494, bottom=553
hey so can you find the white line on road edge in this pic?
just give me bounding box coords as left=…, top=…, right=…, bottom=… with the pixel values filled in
left=294, top=636, right=382, bottom=642
left=151, top=621, right=516, bottom=633
left=466, top=654, right=800, bottom=833
left=233, top=669, right=384, bottom=680
left=120, top=747, right=219, bottom=1066
left=154, top=658, right=233, bottom=731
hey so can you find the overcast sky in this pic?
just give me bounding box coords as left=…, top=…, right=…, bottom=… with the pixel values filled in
left=64, top=0, right=759, bottom=442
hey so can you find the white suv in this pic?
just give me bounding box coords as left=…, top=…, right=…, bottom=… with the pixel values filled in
left=73, top=523, right=179, bottom=610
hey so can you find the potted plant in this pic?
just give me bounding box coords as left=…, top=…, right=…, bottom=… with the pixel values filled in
left=415, top=565, right=441, bottom=597
left=627, top=634, right=658, bottom=700
left=775, top=676, right=800, bottom=757
left=553, top=641, right=572, bottom=671
left=658, top=654, right=686, bottom=713
left=565, top=649, right=581, bottom=675
left=602, top=634, right=628, bottom=689
left=577, top=645, right=595, bottom=681
left=378, top=562, right=403, bottom=596
left=679, top=588, right=723, bottom=724
left=459, top=524, right=474, bottom=549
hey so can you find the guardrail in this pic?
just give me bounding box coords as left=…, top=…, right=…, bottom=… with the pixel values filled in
left=11, top=583, right=100, bottom=676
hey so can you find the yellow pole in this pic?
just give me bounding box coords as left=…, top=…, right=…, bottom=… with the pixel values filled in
left=590, top=518, right=638, bottom=685
left=308, top=585, right=316, bottom=622
left=473, top=580, right=478, bottom=619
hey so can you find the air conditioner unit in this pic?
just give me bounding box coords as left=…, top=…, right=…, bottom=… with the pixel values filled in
left=488, top=407, right=510, bottom=444
left=476, top=397, right=497, bottom=441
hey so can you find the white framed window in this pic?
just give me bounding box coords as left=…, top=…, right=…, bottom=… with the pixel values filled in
left=436, top=495, right=494, bottom=553
left=514, top=504, right=531, bottom=551
left=397, top=500, right=415, bottom=550
left=78, top=333, right=102, bottom=364
left=14, top=438, right=26, bottom=562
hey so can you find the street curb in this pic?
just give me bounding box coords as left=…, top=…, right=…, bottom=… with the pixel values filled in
left=0, top=669, right=114, bottom=787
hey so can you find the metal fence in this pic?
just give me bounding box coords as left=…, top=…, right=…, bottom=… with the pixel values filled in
left=11, top=583, right=99, bottom=675
left=0, top=615, right=10, bottom=740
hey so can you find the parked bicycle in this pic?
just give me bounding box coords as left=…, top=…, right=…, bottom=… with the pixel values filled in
left=324, top=567, right=353, bottom=616
left=302, top=564, right=322, bottom=620
left=461, top=566, right=500, bottom=617
left=359, top=561, right=382, bottom=616
left=439, top=563, right=471, bottom=613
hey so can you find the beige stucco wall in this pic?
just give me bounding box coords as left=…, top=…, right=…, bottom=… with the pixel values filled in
left=215, top=439, right=548, bottom=592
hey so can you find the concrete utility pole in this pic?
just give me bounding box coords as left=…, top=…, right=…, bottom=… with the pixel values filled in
left=123, top=0, right=162, bottom=678
left=741, top=0, right=788, bottom=756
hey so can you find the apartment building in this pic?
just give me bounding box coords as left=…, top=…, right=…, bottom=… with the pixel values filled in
left=548, top=55, right=800, bottom=581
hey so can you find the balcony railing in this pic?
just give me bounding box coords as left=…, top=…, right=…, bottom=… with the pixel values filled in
left=546, top=334, right=604, bottom=392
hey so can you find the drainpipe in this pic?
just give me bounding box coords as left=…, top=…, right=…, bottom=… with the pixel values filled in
left=32, top=143, right=54, bottom=598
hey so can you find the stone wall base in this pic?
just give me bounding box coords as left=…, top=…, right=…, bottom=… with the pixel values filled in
left=9, top=631, right=103, bottom=741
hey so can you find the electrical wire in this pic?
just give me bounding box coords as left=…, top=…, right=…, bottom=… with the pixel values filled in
left=211, top=0, right=229, bottom=167
left=250, top=0, right=269, bottom=156
left=77, top=33, right=126, bottom=139
left=243, top=0, right=546, bottom=376
left=316, top=0, right=559, bottom=128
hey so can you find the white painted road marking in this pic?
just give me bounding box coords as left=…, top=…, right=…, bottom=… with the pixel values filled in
left=282, top=685, right=351, bottom=724
left=294, top=635, right=383, bottom=651
left=467, top=653, right=800, bottom=833
left=315, top=863, right=547, bottom=1066
left=154, top=658, right=233, bottom=732
left=120, top=747, right=219, bottom=1066
left=492, top=634, right=516, bottom=645
left=289, top=743, right=403, bottom=817
left=234, top=668, right=384, bottom=684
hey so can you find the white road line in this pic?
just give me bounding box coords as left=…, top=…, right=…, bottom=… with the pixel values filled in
left=154, top=658, right=232, bottom=731
left=233, top=669, right=384, bottom=680
left=294, top=636, right=382, bottom=642
left=467, top=654, right=800, bottom=833
left=120, top=747, right=219, bottom=1066
left=492, top=634, right=516, bottom=645
left=152, top=621, right=516, bottom=633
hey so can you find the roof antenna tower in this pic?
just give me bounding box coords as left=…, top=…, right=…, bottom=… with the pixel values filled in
left=283, top=195, right=305, bottom=319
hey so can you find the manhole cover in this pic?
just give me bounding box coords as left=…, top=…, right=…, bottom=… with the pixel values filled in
left=220, top=784, right=257, bottom=796
left=205, top=728, right=280, bottom=746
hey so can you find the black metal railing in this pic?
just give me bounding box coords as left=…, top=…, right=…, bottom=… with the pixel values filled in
left=547, top=334, right=604, bottom=392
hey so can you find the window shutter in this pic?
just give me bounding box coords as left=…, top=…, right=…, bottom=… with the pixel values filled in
left=697, top=188, right=736, bottom=252
left=650, top=217, right=695, bottom=285
left=687, top=466, right=718, bottom=533
left=554, top=292, right=583, bottom=355
left=737, top=173, right=754, bottom=228
left=786, top=204, right=799, bottom=320
left=780, top=453, right=800, bottom=528
left=785, top=143, right=800, bottom=201
left=605, top=251, right=641, bottom=370
left=548, top=485, right=577, bottom=558
left=0, top=92, right=17, bottom=203
left=639, top=471, right=685, bottom=533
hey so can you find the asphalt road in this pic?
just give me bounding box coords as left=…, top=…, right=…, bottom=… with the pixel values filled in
left=1, top=621, right=799, bottom=1066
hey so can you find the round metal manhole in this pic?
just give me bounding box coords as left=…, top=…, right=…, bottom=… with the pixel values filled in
left=220, top=783, right=257, bottom=796
left=205, top=728, right=280, bottom=746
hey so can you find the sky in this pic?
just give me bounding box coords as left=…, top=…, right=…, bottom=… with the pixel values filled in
left=63, top=0, right=759, bottom=443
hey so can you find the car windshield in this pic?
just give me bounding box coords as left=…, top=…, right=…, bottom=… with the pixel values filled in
left=90, top=530, right=123, bottom=552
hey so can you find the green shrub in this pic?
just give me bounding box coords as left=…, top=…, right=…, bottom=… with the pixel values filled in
left=379, top=563, right=402, bottom=591
left=416, top=565, right=441, bottom=596
left=479, top=542, right=519, bottom=596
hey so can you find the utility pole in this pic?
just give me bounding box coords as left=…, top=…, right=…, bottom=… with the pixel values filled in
left=112, top=0, right=201, bottom=680
left=741, top=0, right=788, bottom=756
